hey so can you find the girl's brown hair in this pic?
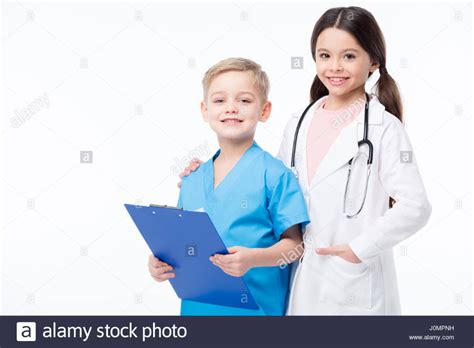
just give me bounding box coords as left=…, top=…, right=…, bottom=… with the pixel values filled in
left=310, top=6, right=403, bottom=122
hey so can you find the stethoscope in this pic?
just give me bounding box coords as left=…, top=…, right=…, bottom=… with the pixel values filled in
left=290, top=92, right=374, bottom=218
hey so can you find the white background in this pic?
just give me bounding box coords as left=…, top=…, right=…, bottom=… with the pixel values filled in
left=1, top=1, right=472, bottom=315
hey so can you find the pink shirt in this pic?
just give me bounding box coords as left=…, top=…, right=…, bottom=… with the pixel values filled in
left=306, top=97, right=364, bottom=184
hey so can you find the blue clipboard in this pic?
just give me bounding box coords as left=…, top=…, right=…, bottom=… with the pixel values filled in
left=124, top=203, right=259, bottom=310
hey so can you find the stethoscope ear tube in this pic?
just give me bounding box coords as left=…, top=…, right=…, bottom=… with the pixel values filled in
left=290, top=100, right=318, bottom=171
left=359, top=139, right=373, bottom=164
left=355, top=92, right=373, bottom=165
left=349, top=139, right=373, bottom=165
left=343, top=164, right=372, bottom=219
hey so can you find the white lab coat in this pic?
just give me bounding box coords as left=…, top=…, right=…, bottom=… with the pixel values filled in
left=278, top=95, right=431, bottom=315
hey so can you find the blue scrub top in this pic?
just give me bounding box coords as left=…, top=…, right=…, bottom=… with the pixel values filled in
left=177, top=141, right=310, bottom=315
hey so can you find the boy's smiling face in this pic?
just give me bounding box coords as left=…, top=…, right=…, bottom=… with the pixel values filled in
left=201, top=70, right=271, bottom=142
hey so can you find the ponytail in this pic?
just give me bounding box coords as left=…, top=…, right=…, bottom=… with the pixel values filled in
left=377, top=67, right=401, bottom=209
left=376, top=67, right=403, bottom=123
left=309, top=75, right=328, bottom=103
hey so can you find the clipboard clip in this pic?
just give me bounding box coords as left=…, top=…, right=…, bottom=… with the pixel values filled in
left=149, top=204, right=183, bottom=210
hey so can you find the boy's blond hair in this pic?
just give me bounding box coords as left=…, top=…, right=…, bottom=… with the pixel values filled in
left=202, top=57, right=270, bottom=103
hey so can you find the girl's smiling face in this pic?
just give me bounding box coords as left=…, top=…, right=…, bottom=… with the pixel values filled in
left=315, top=27, right=379, bottom=99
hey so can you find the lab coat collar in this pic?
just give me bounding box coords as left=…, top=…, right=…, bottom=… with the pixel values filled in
left=311, top=94, right=385, bottom=125
left=359, top=95, right=385, bottom=125
left=308, top=94, right=385, bottom=189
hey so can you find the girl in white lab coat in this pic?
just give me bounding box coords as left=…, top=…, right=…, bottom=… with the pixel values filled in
left=180, top=6, right=431, bottom=315
left=278, top=6, right=432, bottom=315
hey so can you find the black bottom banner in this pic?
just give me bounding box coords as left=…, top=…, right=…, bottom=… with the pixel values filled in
left=1, top=315, right=473, bottom=347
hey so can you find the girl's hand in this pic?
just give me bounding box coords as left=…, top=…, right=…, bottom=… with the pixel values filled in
left=178, top=158, right=203, bottom=188
left=315, top=244, right=362, bottom=264
left=148, top=254, right=175, bottom=282
left=210, top=246, right=255, bottom=277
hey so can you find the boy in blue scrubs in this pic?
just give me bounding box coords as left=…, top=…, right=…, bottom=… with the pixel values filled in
left=148, top=58, right=309, bottom=315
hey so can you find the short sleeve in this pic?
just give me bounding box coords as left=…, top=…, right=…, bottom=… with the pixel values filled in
left=177, top=174, right=191, bottom=209
left=266, top=170, right=310, bottom=237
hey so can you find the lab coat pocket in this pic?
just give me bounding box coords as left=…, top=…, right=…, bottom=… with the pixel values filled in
left=319, top=256, right=372, bottom=309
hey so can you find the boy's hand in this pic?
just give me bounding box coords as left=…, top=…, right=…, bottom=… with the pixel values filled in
left=178, top=158, right=203, bottom=188
left=148, top=254, right=175, bottom=282
left=210, top=246, right=255, bottom=277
